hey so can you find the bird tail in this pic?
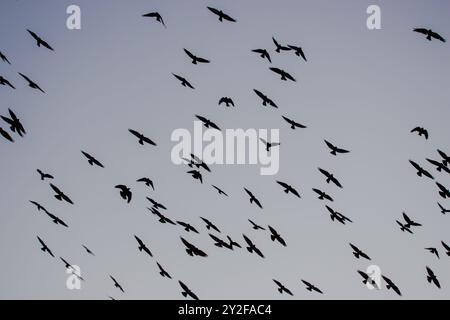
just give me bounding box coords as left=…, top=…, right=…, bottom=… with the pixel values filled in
left=278, top=288, right=282, bottom=293
left=284, top=189, right=289, bottom=194
left=138, top=246, right=143, bottom=252
left=247, top=246, right=253, bottom=253
left=427, top=34, right=432, bottom=40
left=331, top=150, right=337, bottom=155
left=427, top=276, right=432, bottom=283
left=353, top=252, right=359, bottom=258
left=139, top=139, right=144, bottom=145
left=55, top=194, right=62, bottom=201
left=88, top=160, right=94, bottom=165
left=182, top=291, right=188, bottom=297
left=270, top=235, right=276, bottom=241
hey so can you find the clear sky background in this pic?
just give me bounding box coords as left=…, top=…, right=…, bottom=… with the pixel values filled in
left=0, top=0, right=449, bottom=299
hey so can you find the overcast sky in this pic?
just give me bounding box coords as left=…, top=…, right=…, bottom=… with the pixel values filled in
left=1, top=0, right=450, bottom=299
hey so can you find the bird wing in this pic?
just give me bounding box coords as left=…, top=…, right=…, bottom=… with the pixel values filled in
left=50, top=183, right=61, bottom=194
left=430, top=31, right=446, bottom=42
left=184, top=48, right=195, bottom=60
left=128, top=129, right=140, bottom=138
left=413, top=28, right=428, bottom=35
left=324, top=140, right=335, bottom=150
left=207, top=7, right=221, bottom=16
left=196, top=56, right=210, bottom=63
left=222, top=12, right=236, bottom=22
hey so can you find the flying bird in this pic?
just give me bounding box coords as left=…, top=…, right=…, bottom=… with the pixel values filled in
left=243, top=234, right=264, bottom=258
left=212, top=185, right=228, bottom=197
left=282, top=116, right=306, bottom=130
left=1, top=109, right=26, bottom=137
left=156, top=262, right=171, bottom=279
left=260, top=138, right=280, bottom=152
left=207, top=6, right=236, bottom=22
left=288, top=45, right=307, bottom=61
left=357, top=270, right=379, bottom=289
left=301, top=280, right=323, bottom=294
left=276, top=181, right=300, bottom=198
left=187, top=154, right=211, bottom=172
left=324, top=140, right=350, bottom=156
left=50, top=184, right=74, bottom=204
left=18, top=73, right=45, bottom=93
left=325, top=205, right=352, bottom=225
left=134, top=235, right=153, bottom=257
left=273, top=279, right=293, bottom=296
left=253, top=89, right=278, bottom=108
left=195, top=115, right=221, bottom=130
left=272, top=37, right=291, bottom=53
left=349, top=243, right=371, bottom=260
left=209, top=234, right=231, bottom=250
left=128, top=129, right=157, bottom=146
left=37, top=236, right=54, bottom=258
left=244, top=188, right=263, bottom=209
left=27, top=29, right=54, bottom=51
left=147, top=197, right=167, bottom=210
left=252, top=49, right=271, bottom=63
left=29, top=200, right=48, bottom=213
left=180, top=237, right=207, bottom=257
left=149, top=207, right=176, bottom=225
left=426, top=159, right=450, bottom=174
left=82, top=245, right=95, bottom=256
left=312, top=188, right=333, bottom=202
left=142, top=12, right=166, bottom=27
left=37, top=169, right=53, bottom=181
left=396, top=220, right=413, bottom=234
left=179, top=281, right=199, bottom=300
left=248, top=219, right=265, bottom=231
left=414, top=28, right=446, bottom=42
left=115, top=185, right=132, bottom=203
left=437, top=149, right=450, bottom=167
left=60, top=257, right=74, bottom=270
left=200, top=217, right=221, bottom=233
left=268, top=225, right=287, bottom=247
left=227, top=235, right=241, bottom=250
left=426, top=267, right=440, bottom=289
left=0, top=128, right=14, bottom=142
left=441, top=241, right=450, bottom=256
left=45, top=211, right=68, bottom=228
left=0, top=51, right=10, bottom=64
left=81, top=151, right=104, bottom=168
left=269, top=67, right=296, bottom=82
left=218, top=97, right=234, bottom=107
left=0, top=76, right=15, bottom=89
left=177, top=221, right=199, bottom=233
left=110, top=275, right=125, bottom=293
left=184, top=49, right=210, bottom=64
left=172, top=73, right=194, bottom=89
left=411, top=127, right=428, bottom=139
left=436, top=182, right=450, bottom=199
left=382, top=275, right=401, bottom=296
left=402, top=212, right=422, bottom=228
left=409, top=160, right=433, bottom=179
left=187, top=170, right=203, bottom=183
left=425, top=247, right=440, bottom=259
left=438, top=202, right=450, bottom=215
left=137, top=177, right=154, bottom=190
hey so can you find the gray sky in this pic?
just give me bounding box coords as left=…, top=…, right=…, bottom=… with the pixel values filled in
left=0, top=0, right=450, bottom=299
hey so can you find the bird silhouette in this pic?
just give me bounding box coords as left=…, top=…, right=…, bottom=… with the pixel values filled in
left=269, top=67, right=296, bottom=82
left=172, top=73, right=194, bottom=89
left=349, top=243, right=371, bottom=260
left=115, top=185, right=132, bottom=203
left=252, top=49, right=271, bottom=63
left=37, top=169, right=53, bottom=181
left=18, top=73, right=45, bottom=93
left=0, top=51, right=10, bottom=64
left=411, top=127, right=428, bottom=139
left=402, top=212, right=422, bottom=228
left=137, top=177, right=154, bottom=190
left=177, top=221, right=199, bottom=233
left=200, top=217, right=221, bottom=233
left=253, top=89, right=278, bottom=108
left=195, top=115, right=221, bottom=130
left=312, top=188, right=333, bottom=202
left=50, top=184, right=74, bottom=204
left=243, top=234, right=264, bottom=258
left=60, top=257, right=74, bottom=270
left=273, top=279, right=293, bottom=296
left=0, top=127, right=14, bottom=142
left=184, top=48, right=210, bottom=64
left=134, top=235, right=153, bottom=257
left=272, top=37, right=291, bottom=53
left=325, top=205, right=352, bottom=225
left=426, top=267, right=440, bottom=289
left=142, top=12, right=166, bottom=27
left=209, top=233, right=231, bottom=250
left=207, top=7, right=236, bottom=22
left=437, top=202, right=450, bottom=215
left=110, top=275, right=125, bottom=293
left=414, top=28, right=446, bottom=42
left=187, top=170, right=203, bottom=183
left=212, top=185, right=228, bottom=197
left=260, top=138, right=280, bottom=152
left=382, top=275, right=401, bottom=296
left=436, top=182, right=450, bottom=199
left=357, top=270, right=379, bottom=289
left=29, top=200, right=48, bottom=213
left=268, top=225, right=287, bottom=247
left=82, top=245, right=95, bottom=256
left=227, top=236, right=241, bottom=250
left=187, top=153, right=211, bottom=172
left=441, top=241, right=450, bottom=256
left=81, top=151, right=104, bottom=168
left=37, top=236, right=54, bottom=258
left=301, top=280, right=323, bottom=294
left=276, top=181, right=300, bottom=198
left=437, top=149, right=450, bottom=167
left=1, top=109, right=26, bottom=137
left=180, top=237, right=207, bottom=257
left=129, top=129, right=157, bottom=146
left=324, top=140, right=350, bottom=156
left=45, top=211, right=68, bottom=228
left=409, top=160, right=433, bottom=179
left=282, top=116, right=306, bottom=130
left=425, top=247, right=440, bottom=259
left=149, top=207, right=176, bottom=225
left=288, top=45, right=307, bottom=61
left=218, top=97, right=234, bottom=107
left=244, top=188, right=263, bottom=209
left=248, top=219, right=265, bottom=231
left=396, top=220, right=413, bottom=234
left=0, top=75, right=15, bottom=89
left=156, top=262, right=171, bottom=279
left=27, top=29, right=54, bottom=51
left=147, top=197, right=167, bottom=210
left=426, top=159, right=450, bottom=174
left=179, top=281, right=199, bottom=300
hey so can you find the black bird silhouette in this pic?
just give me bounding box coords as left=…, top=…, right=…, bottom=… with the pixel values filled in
left=269, top=67, right=296, bottom=82
left=156, top=262, right=171, bottom=279
left=252, top=48, right=271, bottom=63
left=18, top=73, right=45, bottom=93
left=325, top=205, right=353, bottom=224
left=268, top=225, right=287, bottom=247
left=27, top=29, right=54, bottom=51
left=0, top=51, right=10, bottom=64
left=37, top=169, right=53, bottom=181
left=110, top=275, right=125, bottom=293
left=437, top=149, right=450, bottom=167
left=402, top=212, right=422, bottom=228
left=128, top=129, right=157, bottom=146
left=411, top=127, right=428, bottom=139
left=301, top=280, right=323, bottom=294
left=207, top=6, right=236, bottom=22
left=81, top=151, right=104, bottom=168
left=260, top=138, right=280, bottom=152
left=1, top=109, right=26, bottom=137
left=137, top=177, right=154, bottom=190
left=186, top=153, right=211, bottom=172
left=357, top=270, right=379, bottom=289
left=414, top=28, right=446, bottom=42
left=396, top=220, right=413, bottom=234
left=184, top=49, right=210, bottom=64
left=349, top=243, right=371, bottom=260
left=142, top=12, right=166, bottom=27
left=177, top=221, right=199, bottom=233
left=253, top=89, right=278, bottom=108
left=195, top=115, right=221, bottom=130
left=272, top=37, right=291, bottom=53
left=180, top=237, right=207, bottom=257
left=438, top=202, right=450, bottom=215
left=276, top=181, right=300, bottom=198
left=29, top=200, right=47, bottom=213
left=248, top=219, right=265, bottom=231
left=50, top=184, right=73, bottom=204
left=324, top=140, right=350, bottom=156
left=312, top=188, right=333, bottom=202
left=273, top=279, right=293, bottom=296
left=409, top=160, right=433, bottom=179
left=0, top=127, right=14, bottom=142
left=200, top=217, right=221, bottom=233
left=282, top=116, right=306, bottom=130
left=426, top=267, right=440, bottom=289
left=179, top=281, right=199, bottom=300
left=37, top=236, right=54, bottom=257
left=441, top=241, right=450, bottom=256
left=134, top=235, right=153, bottom=257
left=243, top=234, right=264, bottom=258
left=426, top=158, right=450, bottom=174
left=147, top=197, right=167, bottom=210
left=209, top=233, right=231, bottom=249
left=218, top=97, right=234, bottom=107
left=149, top=207, right=176, bottom=225
left=436, top=182, right=450, bottom=199
left=227, top=235, right=241, bottom=250
left=115, top=185, right=132, bottom=203
left=382, top=275, right=401, bottom=296
left=187, top=170, right=203, bottom=183
left=212, top=185, right=228, bottom=197
left=288, top=45, right=307, bottom=61
left=82, top=245, right=95, bottom=256
left=60, top=257, right=74, bottom=270
left=0, top=75, right=15, bottom=89
left=45, top=211, right=68, bottom=228
left=425, top=247, right=439, bottom=259
left=244, top=188, right=263, bottom=209
left=172, top=73, right=194, bottom=89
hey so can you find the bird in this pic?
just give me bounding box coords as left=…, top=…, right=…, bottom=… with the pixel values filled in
left=0, top=127, right=13, bottom=142
left=188, top=154, right=211, bottom=172
left=60, top=257, right=74, bottom=270
left=436, top=182, right=450, bottom=199
left=437, top=149, right=450, bottom=167
left=301, top=280, right=323, bottom=294
left=409, top=160, right=434, bottom=179
left=425, top=247, right=440, bottom=259
left=244, top=188, right=263, bottom=209
left=172, top=73, right=194, bottom=89
left=18, top=73, right=45, bottom=93
left=45, top=211, right=68, bottom=228
left=37, top=169, right=54, bottom=181
left=260, top=138, right=280, bottom=152
left=128, top=129, right=157, bottom=146
left=426, top=267, right=440, bottom=289
left=27, top=29, right=54, bottom=51
left=147, top=197, right=167, bottom=210
left=115, top=185, right=132, bottom=203
left=177, top=221, right=199, bottom=233
left=272, top=37, right=291, bottom=53
left=268, top=226, right=287, bottom=247
left=252, top=49, right=271, bottom=63
left=50, top=184, right=74, bottom=204
left=253, top=89, right=278, bottom=108
left=218, top=97, right=234, bottom=107
left=82, top=245, right=95, bottom=256
left=414, top=28, right=446, bottom=42
left=0, top=51, right=10, bottom=64
left=357, top=270, right=379, bottom=289
left=81, top=151, right=104, bottom=168
left=212, top=185, right=228, bottom=197
left=142, top=12, right=166, bottom=27
left=441, top=241, right=450, bottom=256
left=396, top=220, right=413, bottom=234
left=382, top=275, right=401, bottom=296
left=184, top=49, right=210, bottom=64
left=248, top=219, right=265, bottom=231
left=411, top=127, right=428, bottom=139
left=349, top=243, right=371, bottom=260
left=209, top=234, right=231, bottom=250
left=110, top=275, right=125, bottom=293
left=276, top=181, right=300, bottom=198
left=149, top=207, right=176, bottom=225
left=180, top=237, right=207, bottom=257
left=207, top=6, right=236, bottom=22
left=273, top=279, right=293, bottom=296
left=29, top=200, right=48, bottom=213
left=37, top=236, right=54, bottom=258
left=187, top=170, right=203, bottom=183
left=0, top=75, right=15, bottom=89
left=282, top=116, right=306, bottom=130
left=288, top=45, right=307, bottom=61
left=312, top=188, right=333, bottom=202
left=438, top=202, right=450, bottom=215
left=269, top=67, right=296, bottom=82
left=137, top=177, right=154, bottom=190
left=324, top=140, right=350, bottom=156
left=134, top=235, right=153, bottom=257
left=325, top=205, right=353, bottom=225
left=156, top=262, right=171, bottom=279
left=195, top=115, right=221, bottom=130
left=402, top=212, right=422, bottom=228
left=1, top=109, right=26, bottom=137
left=426, top=159, right=450, bottom=174
left=179, top=281, right=199, bottom=300
left=200, top=217, right=221, bottom=233
left=243, top=234, right=264, bottom=258
left=227, top=235, right=241, bottom=250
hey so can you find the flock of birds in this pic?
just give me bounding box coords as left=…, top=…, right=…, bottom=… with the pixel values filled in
left=0, top=5, right=449, bottom=300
